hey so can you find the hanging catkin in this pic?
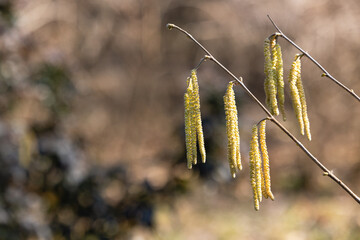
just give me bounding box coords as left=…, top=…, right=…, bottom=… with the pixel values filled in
left=224, top=82, right=242, bottom=178
left=289, top=55, right=304, bottom=135
left=264, top=38, right=272, bottom=111
left=259, top=120, right=275, bottom=200
left=264, top=38, right=279, bottom=116
left=191, top=70, right=207, bottom=161
left=274, top=43, right=286, bottom=121
left=294, top=67, right=312, bottom=141
left=249, top=125, right=261, bottom=210
left=184, top=70, right=206, bottom=169
left=184, top=91, right=193, bottom=169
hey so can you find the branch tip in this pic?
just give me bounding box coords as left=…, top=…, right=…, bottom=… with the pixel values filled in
left=166, top=23, right=175, bottom=30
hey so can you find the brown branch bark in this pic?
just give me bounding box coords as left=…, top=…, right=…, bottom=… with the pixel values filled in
left=167, top=23, right=360, bottom=204
left=267, top=15, right=360, bottom=102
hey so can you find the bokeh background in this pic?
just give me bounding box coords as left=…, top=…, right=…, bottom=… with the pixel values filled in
left=0, top=0, right=359, bottom=239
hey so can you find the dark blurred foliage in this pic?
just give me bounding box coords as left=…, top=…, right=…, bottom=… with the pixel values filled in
left=0, top=0, right=359, bottom=239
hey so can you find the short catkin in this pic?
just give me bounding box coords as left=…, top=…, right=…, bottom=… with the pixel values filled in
left=184, top=70, right=206, bottom=169
left=224, top=81, right=242, bottom=178
left=249, top=125, right=260, bottom=210
left=289, top=55, right=304, bottom=135
left=259, top=120, right=275, bottom=200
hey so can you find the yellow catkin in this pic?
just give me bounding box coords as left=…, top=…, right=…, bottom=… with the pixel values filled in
left=188, top=77, right=197, bottom=165
left=260, top=165, right=267, bottom=199
left=224, top=82, right=242, bottom=177
left=253, top=127, right=262, bottom=203
left=274, top=44, right=286, bottom=121
left=264, top=38, right=272, bottom=110
left=294, top=66, right=312, bottom=141
left=185, top=77, right=197, bottom=167
left=249, top=125, right=259, bottom=210
left=264, top=38, right=279, bottom=116
left=269, top=40, right=279, bottom=116
left=259, top=121, right=275, bottom=200
left=191, top=70, right=207, bottom=162
left=184, top=92, right=193, bottom=169
left=289, top=55, right=304, bottom=135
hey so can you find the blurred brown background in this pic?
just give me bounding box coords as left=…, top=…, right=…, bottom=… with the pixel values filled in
left=0, top=0, right=359, bottom=239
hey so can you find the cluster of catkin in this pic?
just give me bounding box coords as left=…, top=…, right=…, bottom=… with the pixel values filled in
left=184, top=70, right=206, bottom=169
left=249, top=121, right=274, bottom=211
left=288, top=54, right=311, bottom=141
left=264, top=37, right=311, bottom=140
left=264, top=37, right=285, bottom=120
left=224, top=82, right=242, bottom=178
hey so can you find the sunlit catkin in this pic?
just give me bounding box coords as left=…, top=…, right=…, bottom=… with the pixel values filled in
left=274, top=43, right=286, bottom=121
left=289, top=55, right=304, bottom=135
left=259, top=121, right=275, bottom=200
left=249, top=125, right=260, bottom=210
left=264, top=38, right=272, bottom=110
left=254, top=128, right=263, bottom=203
left=185, top=77, right=197, bottom=167
left=184, top=92, right=193, bottom=169
left=294, top=67, right=312, bottom=141
left=224, top=82, right=242, bottom=178
left=264, top=38, right=279, bottom=116
left=184, top=70, right=207, bottom=169
left=191, top=70, right=207, bottom=161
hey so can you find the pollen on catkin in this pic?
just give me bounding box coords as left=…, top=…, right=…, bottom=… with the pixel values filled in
left=259, top=120, right=275, bottom=200
left=274, top=43, right=286, bottom=121
left=249, top=125, right=261, bottom=210
left=264, top=38, right=279, bottom=116
left=224, top=82, right=242, bottom=178
left=264, top=38, right=272, bottom=110
left=184, top=87, right=193, bottom=168
left=184, top=70, right=206, bottom=169
left=191, top=70, right=207, bottom=161
left=289, top=55, right=304, bottom=135
left=294, top=66, right=312, bottom=141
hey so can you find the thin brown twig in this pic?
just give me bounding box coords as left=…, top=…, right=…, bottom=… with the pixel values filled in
left=167, top=23, right=360, bottom=204
left=267, top=15, right=360, bottom=102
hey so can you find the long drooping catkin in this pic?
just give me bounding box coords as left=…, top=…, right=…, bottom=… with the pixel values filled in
left=224, top=82, right=242, bottom=178
left=249, top=125, right=260, bottom=210
left=259, top=120, right=275, bottom=200
left=274, top=44, right=286, bottom=121
left=191, top=70, right=207, bottom=161
left=184, top=81, right=194, bottom=168
left=184, top=93, right=192, bottom=168
left=264, top=38, right=279, bottom=116
left=184, top=70, right=206, bottom=169
left=294, top=67, right=312, bottom=141
left=289, top=55, right=304, bottom=135
left=264, top=38, right=272, bottom=111
left=253, top=128, right=263, bottom=203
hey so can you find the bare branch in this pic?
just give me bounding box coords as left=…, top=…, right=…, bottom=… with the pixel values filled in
left=167, top=23, right=360, bottom=204
left=267, top=15, right=360, bottom=102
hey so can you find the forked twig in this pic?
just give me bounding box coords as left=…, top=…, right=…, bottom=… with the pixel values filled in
left=267, top=15, right=360, bottom=102
left=167, top=23, right=360, bottom=204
